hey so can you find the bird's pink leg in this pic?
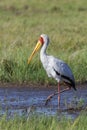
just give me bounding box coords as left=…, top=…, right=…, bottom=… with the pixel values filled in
left=45, top=87, right=71, bottom=106
left=58, top=82, right=60, bottom=107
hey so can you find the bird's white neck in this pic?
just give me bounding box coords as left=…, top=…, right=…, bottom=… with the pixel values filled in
left=40, top=42, right=48, bottom=65
left=40, top=43, right=47, bottom=55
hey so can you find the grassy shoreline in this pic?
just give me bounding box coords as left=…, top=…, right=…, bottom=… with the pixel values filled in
left=0, top=112, right=87, bottom=130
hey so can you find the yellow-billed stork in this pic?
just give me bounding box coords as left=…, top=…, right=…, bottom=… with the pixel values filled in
left=28, top=34, right=76, bottom=107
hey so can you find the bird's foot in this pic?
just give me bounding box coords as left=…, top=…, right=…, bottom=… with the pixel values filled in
left=45, top=92, right=57, bottom=105
left=45, top=95, right=52, bottom=105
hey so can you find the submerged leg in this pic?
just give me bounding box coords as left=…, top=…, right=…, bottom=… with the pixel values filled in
left=45, top=87, right=70, bottom=105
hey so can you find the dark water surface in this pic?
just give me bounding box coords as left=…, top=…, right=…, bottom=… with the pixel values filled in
left=0, top=84, right=87, bottom=119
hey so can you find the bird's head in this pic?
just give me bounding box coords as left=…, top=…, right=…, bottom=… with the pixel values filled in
left=28, top=34, right=49, bottom=64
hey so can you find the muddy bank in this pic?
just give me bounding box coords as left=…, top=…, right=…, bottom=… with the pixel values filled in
left=0, top=81, right=87, bottom=88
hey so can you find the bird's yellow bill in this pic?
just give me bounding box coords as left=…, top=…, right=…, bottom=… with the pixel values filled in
left=28, top=41, right=42, bottom=64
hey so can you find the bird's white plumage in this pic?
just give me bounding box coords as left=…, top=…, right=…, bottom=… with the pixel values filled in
left=40, top=34, right=75, bottom=86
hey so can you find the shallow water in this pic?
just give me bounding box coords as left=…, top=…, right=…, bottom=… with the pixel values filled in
left=0, top=84, right=87, bottom=119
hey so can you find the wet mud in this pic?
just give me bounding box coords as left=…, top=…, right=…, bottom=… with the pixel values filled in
left=0, top=83, right=87, bottom=119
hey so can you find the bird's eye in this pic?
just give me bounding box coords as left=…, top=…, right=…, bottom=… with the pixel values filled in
left=39, top=37, right=44, bottom=45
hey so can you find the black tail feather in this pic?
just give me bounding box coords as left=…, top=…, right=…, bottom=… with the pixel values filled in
left=53, top=68, right=76, bottom=91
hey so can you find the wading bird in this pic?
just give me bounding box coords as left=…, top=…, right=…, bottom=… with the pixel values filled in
left=28, top=34, right=76, bottom=107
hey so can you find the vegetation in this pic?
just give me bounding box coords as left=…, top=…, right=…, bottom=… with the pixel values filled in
left=0, top=112, right=87, bottom=130
left=0, top=1, right=87, bottom=129
left=0, top=0, right=87, bottom=84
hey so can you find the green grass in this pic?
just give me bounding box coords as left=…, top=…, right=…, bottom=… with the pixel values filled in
left=0, top=0, right=87, bottom=84
left=0, top=112, right=87, bottom=130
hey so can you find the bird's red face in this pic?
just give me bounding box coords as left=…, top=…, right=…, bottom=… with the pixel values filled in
left=28, top=36, right=44, bottom=64
left=39, top=37, right=44, bottom=45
